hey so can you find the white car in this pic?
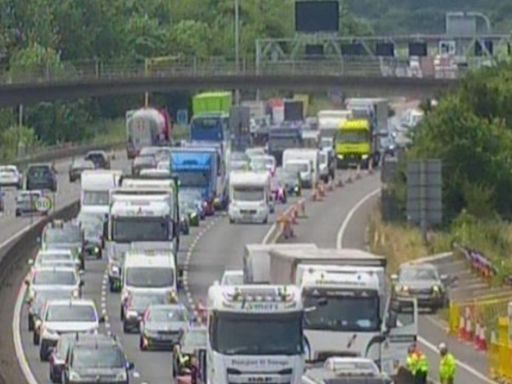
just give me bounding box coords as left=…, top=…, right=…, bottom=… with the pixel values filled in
left=25, top=266, right=83, bottom=307
left=36, top=298, right=103, bottom=361
left=15, top=190, right=50, bottom=216
left=220, top=270, right=244, bottom=286
left=0, top=165, right=22, bottom=188
left=29, top=249, right=81, bottom=272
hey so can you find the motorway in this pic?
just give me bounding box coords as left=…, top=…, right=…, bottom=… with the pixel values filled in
left=1, top=129, right=495, bottom=384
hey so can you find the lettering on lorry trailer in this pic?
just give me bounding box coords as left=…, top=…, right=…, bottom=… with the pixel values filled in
left=207, top=284, right=305, bottom=384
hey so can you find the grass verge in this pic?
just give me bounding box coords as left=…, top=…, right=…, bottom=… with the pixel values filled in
left=368, top=206, right=452, bottom=273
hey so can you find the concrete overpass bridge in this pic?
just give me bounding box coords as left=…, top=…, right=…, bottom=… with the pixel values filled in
left=0, top=57, right=463, bottom=106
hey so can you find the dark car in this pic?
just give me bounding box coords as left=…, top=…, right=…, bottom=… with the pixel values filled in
left=77, top=213, right=105, bottom=259
left=62, top=334, right=134, bottom=384
left=41, top=220, right=85, bottom=269
left=49, top=334, right=76, bottom=383
left=139, top=304, right=188, bottom=351
left=122, top=292, right=168, bottom=333
left=68, top=158, right=95, bottom=182
left=179, top=208, right=190, bottom=235
left=84, top=150, right=110, bottom=169
left=26, top=163, right=58, bottom=192
left=275, top=167, right=301, bottom=196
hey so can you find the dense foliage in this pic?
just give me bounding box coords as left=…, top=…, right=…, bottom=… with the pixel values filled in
left=395, top=64, right=512, bottom=224
left=0, top=0, right=375, bottom=160
left=348, top=0, right=512, bottom=34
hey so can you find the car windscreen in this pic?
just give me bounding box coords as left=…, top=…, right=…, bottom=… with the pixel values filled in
left=39, top=253, right=73, bottom=262
left=72, top=346, right=125, bottom=369
left=44, top=227, right=81, bottom=243
left=400, top=267, right=438, bottom=281
left=33, top=270, right=77, bottom=285
left=82, top=191, right=110, bottom=206
left=175, top=171, right=209, bottom=188
left=112, top=217, right=171, bottom=242
left=148, top=307, right=186, bottom=322
left=130, top=294, right=167, bottom=310
left=45, top=305, right=96, bottom=322
left=28, top=166, right=51, bottom=179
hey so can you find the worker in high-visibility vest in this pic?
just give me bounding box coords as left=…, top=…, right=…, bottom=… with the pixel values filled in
left=406, top=343, right=429, bottom=384
left=439, top=342, right=457, bottom=384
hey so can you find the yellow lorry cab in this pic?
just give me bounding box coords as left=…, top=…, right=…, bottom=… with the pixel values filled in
left=335, top=119, right=372, bottom=169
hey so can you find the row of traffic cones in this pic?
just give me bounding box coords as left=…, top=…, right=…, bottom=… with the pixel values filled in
left=457, top=311, right=488, bottom=351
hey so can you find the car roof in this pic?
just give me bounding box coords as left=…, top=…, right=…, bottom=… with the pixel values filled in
left=38, top=249, right=74, bottom=255
left=402, top=262, right=436, bottom=270
left=33, top=265, right=77, bottom=273
left=46, top=298, right=96, bottom=307
left=148, top=303, right=187, bottom=311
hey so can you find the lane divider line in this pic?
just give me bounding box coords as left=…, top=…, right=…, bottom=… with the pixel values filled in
left=336, top=186, right=497, bottom=383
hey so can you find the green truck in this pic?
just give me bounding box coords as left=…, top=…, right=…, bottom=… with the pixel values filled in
left=192, top=92, right=232, bottom=115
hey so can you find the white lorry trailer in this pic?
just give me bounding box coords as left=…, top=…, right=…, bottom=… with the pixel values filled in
left=268, top=248, right=418, bottom=377
left=207, top=284, right=305, bottom=384
left=80, top=170, right=122, bottom=216
left=243, top=243, right=318, bottom=284
left=106, top=189, right=176, bottom=292
left=317, top=110, right=352, bottom=141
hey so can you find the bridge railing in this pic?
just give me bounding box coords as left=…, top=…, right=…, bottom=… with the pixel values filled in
left=0, top=55, right=484, bottom=86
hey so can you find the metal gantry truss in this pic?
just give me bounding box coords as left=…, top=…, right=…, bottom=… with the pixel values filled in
left=255, top=33, right=512, bottom=71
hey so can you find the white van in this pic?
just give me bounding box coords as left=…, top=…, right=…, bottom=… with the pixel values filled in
left=282, top=148, right=320, bottom=187
left=228, top=171, right=271, bottom=224
left=284, top=159, right=313, bottom=188
left=81, top=170, right=122, bottom=215
left=121, top=250, right=177, bottom=306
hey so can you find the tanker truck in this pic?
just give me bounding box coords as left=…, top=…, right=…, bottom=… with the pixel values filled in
left=126, top=108, right=172, bottom=159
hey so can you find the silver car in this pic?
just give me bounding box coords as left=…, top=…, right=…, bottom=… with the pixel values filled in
left=392, top=263, right=449, bottom=312
left=139, top=304, right=189, bottom=351
left=37, top=298, right=103, bottom=361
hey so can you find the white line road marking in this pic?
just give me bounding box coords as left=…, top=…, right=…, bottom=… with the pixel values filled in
left=13, top=275, right=38, bottom=384
left=337, top=187, right=498, bottom=383
left=336, top=188, right=381, bottom=249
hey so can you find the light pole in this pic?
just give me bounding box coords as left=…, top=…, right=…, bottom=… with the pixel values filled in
left=235, top=0, right=240, bottom=105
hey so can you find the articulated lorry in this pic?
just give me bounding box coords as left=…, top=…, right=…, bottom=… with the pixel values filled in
left=267, top=248, right=418, bottom=377
left=126, top=108, right=171, bottom=159
left=207, top=284, right=305, bottom=384
left=190, top=92, right=232, bottom=148
left=106, top=188, right=177, bottom=292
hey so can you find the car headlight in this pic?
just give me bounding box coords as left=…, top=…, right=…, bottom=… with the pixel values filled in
left=116, top=370, right=127, bottom=381
left=69, top=370, right=81, bottom=380
left=433, top=285, right=441, bottom=293
left=126, top=310, right=138, bottom=318
left=190, top=212, right=197, bottom=218
left=72, top=288, right=80, bottom=298
left=362, top=154, right=369, bottom=159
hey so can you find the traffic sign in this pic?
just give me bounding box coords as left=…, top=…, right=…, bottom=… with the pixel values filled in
left=35, top=196, right=53, bottom=212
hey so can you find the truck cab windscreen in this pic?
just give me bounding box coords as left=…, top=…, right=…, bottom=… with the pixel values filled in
left=112, top=217, right=172, bottom=242
left=336, top=130, right=369, bottom=143
left=285, top=163, right=309, bottom=173
left=82, top=191, right=110, bottom=206
left=176, top=171, right=209, bottom=188
left=269, top=137, right=300, bottom=150
left=233, top=186, right=265, bottom=202
left=125, top=267, right=174, bottom=288
left=191, top=117, right=226, bottom=139
left=303, top=290, right=380, bottom=332
left=211, top=312, right=303, bottom=355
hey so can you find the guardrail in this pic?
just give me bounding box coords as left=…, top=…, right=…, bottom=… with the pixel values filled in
left=8, top=140, right=124, bottom=169
left=0, top=55, right=483, bottom=86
